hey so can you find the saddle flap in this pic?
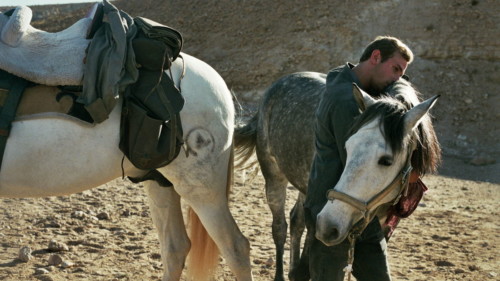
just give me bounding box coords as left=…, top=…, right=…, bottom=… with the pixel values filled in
left=85, top=2, right=104, bottom=39
left=134, top=16, right=183, bottom=61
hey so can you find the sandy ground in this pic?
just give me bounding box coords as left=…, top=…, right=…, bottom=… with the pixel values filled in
left=0, top=159, right=498, bottom=281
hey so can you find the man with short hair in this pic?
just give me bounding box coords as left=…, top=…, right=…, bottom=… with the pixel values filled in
left=304, top=36, right=414, bottom=281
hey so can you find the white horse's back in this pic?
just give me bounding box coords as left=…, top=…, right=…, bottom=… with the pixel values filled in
left=0, top=52, right=234, bottom=198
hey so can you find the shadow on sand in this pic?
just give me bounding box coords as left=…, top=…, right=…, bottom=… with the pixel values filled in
left=437, top=155, right=499, bottom=184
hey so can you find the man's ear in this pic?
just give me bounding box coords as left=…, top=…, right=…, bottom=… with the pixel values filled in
left=352, top=83, right=376, bottom=111
left=370, top=49, right=381, bottom=64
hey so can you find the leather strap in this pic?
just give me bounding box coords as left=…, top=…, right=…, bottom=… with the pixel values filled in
left=326, top=167, right=409, bottom=216
left=0, top=71, right=28, bottom=170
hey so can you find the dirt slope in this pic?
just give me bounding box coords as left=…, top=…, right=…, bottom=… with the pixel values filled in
left=20, top=0, right=499, bottom=181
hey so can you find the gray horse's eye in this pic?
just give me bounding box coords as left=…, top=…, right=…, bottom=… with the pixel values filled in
left=378, top=156, right=393, bottom=166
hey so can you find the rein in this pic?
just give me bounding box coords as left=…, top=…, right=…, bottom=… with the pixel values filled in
left=325, top=146, right=414, bottom=280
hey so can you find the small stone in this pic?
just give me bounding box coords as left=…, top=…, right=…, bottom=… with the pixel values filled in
left=47, top=254, right=63, bottom=266
left=435, top=260, right=454, bottom=267
left=265, top=257, right=274, bottom=267
left=48, top=240, right=69, bottom=252
left=35, top=268, right=50, bottom=275
left=97, top=212, right=111, bottom=220
left=61, top=261, right=75, bottom=268
left=18, top=246, right=32, bottom=262
left=73, top=226, right=85, bottom=233
left=469, top=265, right=480, bottom=271
left=89, top=216, right=99, bottom=222
left=71, top=211, right=87, bottom=219
left=46, top=265, right=56, bottom=272
left=253, top=258, right=262, bottom=264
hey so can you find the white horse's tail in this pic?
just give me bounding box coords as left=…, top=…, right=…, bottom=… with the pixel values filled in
left=186, top=146, right=234, bottom=280
left=186, top=208, right=219, bottom=280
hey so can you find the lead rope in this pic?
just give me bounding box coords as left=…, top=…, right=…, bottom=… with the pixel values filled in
left=344, top=233, right=357, bottom=281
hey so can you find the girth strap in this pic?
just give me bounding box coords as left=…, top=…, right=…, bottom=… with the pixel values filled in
left=128, top=170, right=173, bottom=188
left=0, top=70, right=28, bottom=170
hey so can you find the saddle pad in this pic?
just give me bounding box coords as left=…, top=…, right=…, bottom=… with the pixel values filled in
left=16, top=85, right=73, bottom=117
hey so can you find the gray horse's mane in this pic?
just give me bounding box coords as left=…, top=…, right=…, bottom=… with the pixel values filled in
left=348, top=80, right=441, bottom=175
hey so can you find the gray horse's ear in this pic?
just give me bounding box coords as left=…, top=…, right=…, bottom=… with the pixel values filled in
left=352, top=83, right=376, bottom=111
left=403, top=95, right=440, bottom=135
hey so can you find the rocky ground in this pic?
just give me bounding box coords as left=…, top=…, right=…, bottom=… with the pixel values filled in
left=0, top=0, right=498, bottom=280
left=0, top=169, right=498, bottom=281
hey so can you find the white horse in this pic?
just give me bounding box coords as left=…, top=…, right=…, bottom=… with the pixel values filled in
left=0, top=5, right=252, bottom=281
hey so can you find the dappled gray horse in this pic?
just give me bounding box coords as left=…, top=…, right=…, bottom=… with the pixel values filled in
left=236, top=72, right=323, bottom=281
left=234, top=72, right=440, bottom=281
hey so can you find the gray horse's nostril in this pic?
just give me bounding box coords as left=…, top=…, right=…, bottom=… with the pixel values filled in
left=325, top=227, right=340, bottom=242
left=316, top=223, right=340, bottom=245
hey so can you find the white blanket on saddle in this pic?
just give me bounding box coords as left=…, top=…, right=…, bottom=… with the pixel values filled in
left=0, top=5, right=91, bottom=85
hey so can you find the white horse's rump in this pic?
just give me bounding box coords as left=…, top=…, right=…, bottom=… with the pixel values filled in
left=0, top=50, right=253, bottom=280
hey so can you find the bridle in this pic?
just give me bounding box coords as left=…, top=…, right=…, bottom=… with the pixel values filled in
left=325, top=143, right=414, bottom=280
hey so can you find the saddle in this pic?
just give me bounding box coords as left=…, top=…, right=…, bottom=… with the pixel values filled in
left=0, top=1, right=186, bottom=178
left=0, top=5, right=92, bottom=86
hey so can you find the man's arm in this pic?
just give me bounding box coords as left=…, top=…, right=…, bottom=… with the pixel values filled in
left=330, top=87, right=360, bottom=166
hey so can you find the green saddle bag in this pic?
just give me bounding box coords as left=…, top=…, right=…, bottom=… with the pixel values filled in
left=119, top=70, right=184, bottom=170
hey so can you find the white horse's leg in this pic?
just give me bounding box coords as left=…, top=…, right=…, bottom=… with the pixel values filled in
left=172, top=148, right=252, bottom=281
left=144, top=180, right=189, bottom=281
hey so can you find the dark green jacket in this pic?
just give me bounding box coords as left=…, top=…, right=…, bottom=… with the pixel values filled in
left=304, top=63, right=362, bottom=220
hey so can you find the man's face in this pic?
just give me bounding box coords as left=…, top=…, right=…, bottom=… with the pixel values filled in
left=371, top=52, right=408, bottom=92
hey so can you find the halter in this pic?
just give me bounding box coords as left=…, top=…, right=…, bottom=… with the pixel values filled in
left=325, top=145, right=414, bottom=280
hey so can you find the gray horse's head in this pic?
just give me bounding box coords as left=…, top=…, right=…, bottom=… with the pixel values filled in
left=315, top=84, right=439, bottom=246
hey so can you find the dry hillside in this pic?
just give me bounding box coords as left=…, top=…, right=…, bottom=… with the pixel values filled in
left=15, top=0, right=498, bottom=182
